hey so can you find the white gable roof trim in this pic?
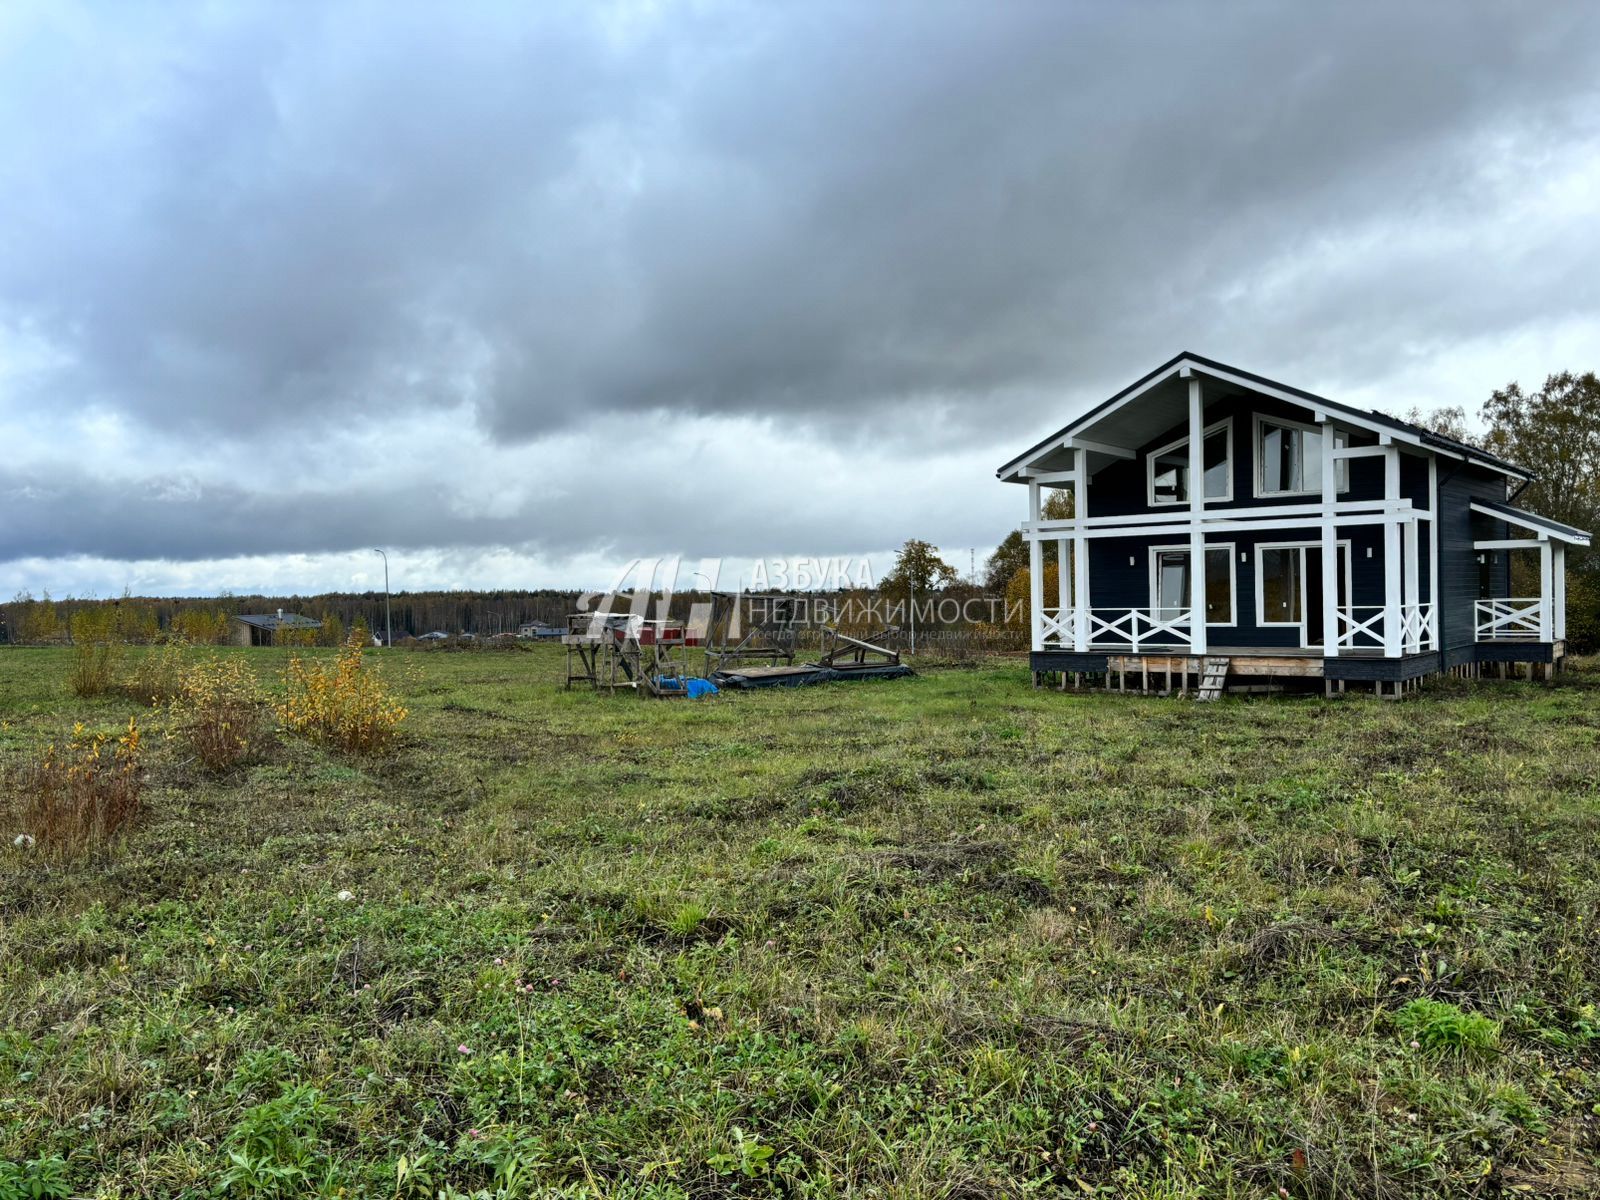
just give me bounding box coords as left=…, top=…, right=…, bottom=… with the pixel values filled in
left=997, top=353, right=1533, bottom=483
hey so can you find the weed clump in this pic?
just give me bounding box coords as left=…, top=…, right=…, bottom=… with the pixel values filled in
left=276, top=638, right=407, bottom=754
left=8, top=719, right=143, bottom=855
left=168, top=653, right=266, bottom=773
left=1395, top=998, right=1499, bottom=1055
left=217, top=1084, right=333, bottom=1198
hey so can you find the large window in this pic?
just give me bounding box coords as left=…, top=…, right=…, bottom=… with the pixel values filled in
left=1148, top=420, right=1233, bottom=506
left=1258, top=546, right=1303, bottom=624
left=1150, top=545, right=1235, bottom=624
left=1255, top=417, right=1348, bottom=497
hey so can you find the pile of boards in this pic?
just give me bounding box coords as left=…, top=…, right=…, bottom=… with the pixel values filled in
left=712, top=661, right=914, bottom=689
left=711, top=626, right=913, bottom=689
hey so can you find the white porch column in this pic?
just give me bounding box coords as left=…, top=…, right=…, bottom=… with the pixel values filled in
left=1028, top=481, right=1043, bottom=652
left=1186, top=377, right=1207, bottom=655
left=1072, top=447, right=1089, bottom=652
left=1320, top=419, right=1339, bottom=657
left=1554, top=542, right=1567, bottom=642
left=1383, top=446, right=1402, bottom=657
left=1403, top=517, right=1420, bottom=650
left=1539, top=539, right=1555, bottom=641
left=1055, top=537, right=1069, bottom=642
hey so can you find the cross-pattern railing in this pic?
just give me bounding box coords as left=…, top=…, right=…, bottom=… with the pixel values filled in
left=1037, top=606, right=1195, bottom=651
left=1038, top=606, right=1073, bottom=648
left=1334, top=605, right=1385, bottom=652
left=1086, top=607, right=1193, bottom=651
left=1476, top=597, right=1547, bottom=642
left=1333, top=603, right=1435, bottom=654
left=1399, top=602, right=1435, bottom=654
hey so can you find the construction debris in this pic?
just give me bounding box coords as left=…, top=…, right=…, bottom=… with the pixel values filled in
left=711, top=624, right=912, bottom=690
left=563, top=613, right=704, bottom=697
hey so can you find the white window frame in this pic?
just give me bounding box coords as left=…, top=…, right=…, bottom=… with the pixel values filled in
left=1252, top=414, right=1348, bottom=499
left=1254, top=540, right=1353, bottom=646
left=1149, top=541, right=1237, bottom=626
left=1146, top=418, right=1234, bottom=508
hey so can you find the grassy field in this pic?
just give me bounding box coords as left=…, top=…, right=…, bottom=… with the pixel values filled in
left=2, top=645, right=1598, bottom=1199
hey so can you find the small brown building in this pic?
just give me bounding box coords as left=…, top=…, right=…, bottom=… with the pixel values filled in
left=232, top=611, right=323, bottom=646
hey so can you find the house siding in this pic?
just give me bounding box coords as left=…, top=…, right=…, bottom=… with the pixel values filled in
left=1436, top=464, right=1510, bottom=655
left=1070, top=388, right=1435, bottom=651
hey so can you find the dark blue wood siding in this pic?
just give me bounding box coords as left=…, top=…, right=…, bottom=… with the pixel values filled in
left=1073, top=387, right=1444, bottom=649
left=1436, top=465, right=1510, bottom=654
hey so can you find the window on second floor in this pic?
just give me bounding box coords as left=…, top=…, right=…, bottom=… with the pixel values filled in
left=1255, top=416, right=1349, bottom=497
left=1147, top=419, right=1233, bottom=506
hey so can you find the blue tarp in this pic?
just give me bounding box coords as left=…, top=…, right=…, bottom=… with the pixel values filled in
left=651, top=675, right=719, bottom=699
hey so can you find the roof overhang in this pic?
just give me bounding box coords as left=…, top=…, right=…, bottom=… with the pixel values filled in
left=997, top=352, right=1534, bottom=484
left=1471, top=500, right=1591, bottom=547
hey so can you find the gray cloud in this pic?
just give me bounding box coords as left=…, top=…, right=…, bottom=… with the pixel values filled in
left=2, top=1, right=1599, bottom=585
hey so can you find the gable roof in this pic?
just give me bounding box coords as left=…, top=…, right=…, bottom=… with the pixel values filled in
left=1471, top=500, right=1591, bottom=547
left=997, top=352, right=1532, bottom=482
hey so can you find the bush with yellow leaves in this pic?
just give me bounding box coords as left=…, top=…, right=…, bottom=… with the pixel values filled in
left=275, top=637, right=407, bottom=754
left=10, top=719, right=143, bottom=855
left=167, top=653, right=265, bottom=774
left=121, top=637, right=191, bottom=706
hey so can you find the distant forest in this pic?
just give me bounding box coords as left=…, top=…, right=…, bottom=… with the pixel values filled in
left=1, top=580, right=1022, bottom=647
left=1, top=589, right=582, bottom=644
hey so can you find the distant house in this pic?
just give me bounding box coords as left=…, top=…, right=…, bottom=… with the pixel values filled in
left=518, top=622, right=563, bottom=640
left=232, top=611, right=323, bottom=646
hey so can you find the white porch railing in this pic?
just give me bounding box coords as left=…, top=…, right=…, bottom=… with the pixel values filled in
left=1476, top=597, right=1548, bottom=642
left=1333, top=606, right=1385, bottom=652
left=1043, top=604, right=1441, bottom=656
left=1039, top=607, right=1073, bottom=647
left=1332, top=603, right=1434, bottom=654
left=1399, top=602, right=1435, bottom=654
left=1088, top=607, right=1193, bottom=651
left=1037, top=606, right=1194, bottom=652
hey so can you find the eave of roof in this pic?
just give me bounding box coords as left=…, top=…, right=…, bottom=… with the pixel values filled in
left=996, top=352, right=1533, bottom=482
left=1472, top=500, right=1591, bottom=546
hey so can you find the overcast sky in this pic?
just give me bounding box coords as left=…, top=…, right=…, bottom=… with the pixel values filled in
left=3, top=1, right=1598, bottom=598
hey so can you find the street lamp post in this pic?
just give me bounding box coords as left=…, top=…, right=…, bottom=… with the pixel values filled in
left=372, top=549, right=391, bottom=648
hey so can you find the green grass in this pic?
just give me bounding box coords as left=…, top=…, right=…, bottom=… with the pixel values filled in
left=2, top=645, right=1599, bottom=1198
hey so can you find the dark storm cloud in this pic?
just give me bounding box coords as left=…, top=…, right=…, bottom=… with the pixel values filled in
left=0, top=451, right=947, bottom=566
left=2, top=0, right=1599, bottom=577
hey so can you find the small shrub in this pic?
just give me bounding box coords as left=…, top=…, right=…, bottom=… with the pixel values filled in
left=120, top=638, right=190, bottom=706
left=276, top=638, right=407, bottom=754
left=1395, top=998, right=1499, bottom=1055
left=68, top=608, right=122, bottom=698
left=168, top=653, right=266, bottom=773
left=8, top=719, right=143, bottom=856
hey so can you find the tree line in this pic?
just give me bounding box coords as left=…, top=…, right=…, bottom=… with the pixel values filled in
left=0, top=590, right=583, bottom=645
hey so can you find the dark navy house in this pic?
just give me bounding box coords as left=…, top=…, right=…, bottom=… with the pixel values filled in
left=998, top=353, right=1591, bottom=697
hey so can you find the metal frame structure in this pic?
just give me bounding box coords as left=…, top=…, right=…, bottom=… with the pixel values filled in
left=702, top=593, right=800, bottom=676
left=563, top=612, right=696, bottom=698
left=815, top=625, right=903, bottom=672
